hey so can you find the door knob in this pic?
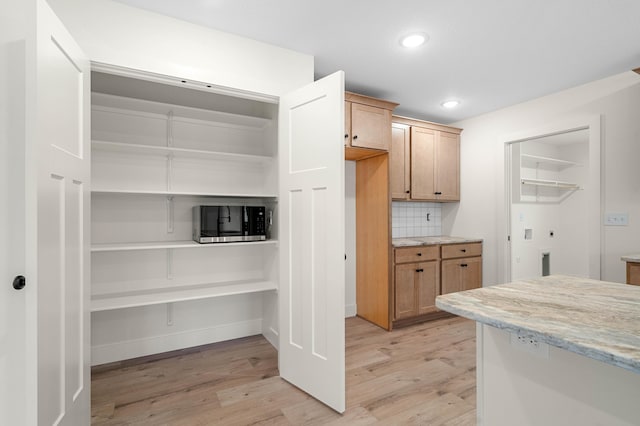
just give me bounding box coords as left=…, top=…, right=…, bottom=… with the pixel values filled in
left=13, top=275, right=26, bottom=290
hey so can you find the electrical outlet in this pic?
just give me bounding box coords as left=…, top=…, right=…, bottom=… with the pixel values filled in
left=510, top=332, right=549, bottom=358
left=604, top=213, right=628, bottom=226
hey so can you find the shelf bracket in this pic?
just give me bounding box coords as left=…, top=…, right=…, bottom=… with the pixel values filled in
left=166, top=196, right=174, bottom=234
left=167, top=248, right=174, bottom=280
left=167, top=110, right=174, bottom=148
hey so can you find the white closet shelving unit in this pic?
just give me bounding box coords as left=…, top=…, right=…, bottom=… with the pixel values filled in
left=514, top=147, right=582, bottom=203
left=91, top=72, right=279, bottom=313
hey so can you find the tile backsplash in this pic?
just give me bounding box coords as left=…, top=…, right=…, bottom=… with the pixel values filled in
left=392, top=201, right=442, bottom=238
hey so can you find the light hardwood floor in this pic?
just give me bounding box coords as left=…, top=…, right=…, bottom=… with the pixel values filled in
left=92, top=316, right=476, bottom=425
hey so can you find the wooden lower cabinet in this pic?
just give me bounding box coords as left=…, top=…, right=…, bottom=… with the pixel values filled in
left=627, top=262, right=640, bottom=286
left=441, top=256, right=482, bottom=294
left=394, top=261, right=439, bottom=320
left=393, top=242, right=482, bottom=327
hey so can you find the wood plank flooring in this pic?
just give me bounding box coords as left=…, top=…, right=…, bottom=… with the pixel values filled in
left=91, top=316, right=476, bottom=425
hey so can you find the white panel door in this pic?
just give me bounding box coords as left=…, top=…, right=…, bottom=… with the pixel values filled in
left=278, top=71, right=345, bottom=412
left=0, top=1, right=91, bottom=424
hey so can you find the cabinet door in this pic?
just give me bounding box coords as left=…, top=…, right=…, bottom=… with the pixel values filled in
left=395, top=263, right=417, bottom=320
left=279, top=71, right=345, bottom=413
left=442, top=257, right=482, bottom=294
left=344, top=101, right=351, bottom=146
left=435, top=131, right=460, bottom=201
left=410, top=127, right=436, bottom=200
left=2, top=1, right=91, bottom=424
left=350, top=103, right=391, bottom=150
left=417, top=260, right=440, bottom=315
left=390, top=123, right=410, bottom=200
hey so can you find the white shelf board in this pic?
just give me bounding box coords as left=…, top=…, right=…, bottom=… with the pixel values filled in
left=92, top=140, right=272, bottom=163
left=92, top=239, right=278, bottom=252
left=521, top=154, right=581, bottom=168
left=91, top=279, right=277, bottom=312
left=91, top=189, right=278, bottom=198
left=521, top=178, right=580, bottom=190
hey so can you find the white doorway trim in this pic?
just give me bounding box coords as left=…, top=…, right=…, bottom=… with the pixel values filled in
left=502, top=115, right=602, bottom=282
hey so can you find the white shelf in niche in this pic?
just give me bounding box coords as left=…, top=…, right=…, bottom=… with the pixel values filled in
left=92, top=140, right=273, bottom=163
left=521, top=178, right=580, bottom=190
left=91, top=240, right=278, bottom=252
left=521, top=154, right=581, bottom=168
left=91, top=189, right=278, bottom=198
left=91, top=279, right=277, bottom=312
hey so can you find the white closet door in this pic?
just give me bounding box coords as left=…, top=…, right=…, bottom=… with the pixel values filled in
left=3, top=1, right=91, bottom=424
left=278, top=71, right=345, bottom=412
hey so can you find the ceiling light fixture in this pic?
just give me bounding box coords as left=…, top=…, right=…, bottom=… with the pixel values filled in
left=441, top=100, right=460, bottom=109
left=400, top=32, right=428, bottom=48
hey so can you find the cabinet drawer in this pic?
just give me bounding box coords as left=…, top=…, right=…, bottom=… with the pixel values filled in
left=441, top=242, right=482, bottom=259
left=395, top=246, right=439, bottom=263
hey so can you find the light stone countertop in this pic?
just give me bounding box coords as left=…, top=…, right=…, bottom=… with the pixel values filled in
left=392, top=236, right=483, bottom=247
left=622, top=254, right=640, bottom=263
left=436, top=275, right=640, bottom=374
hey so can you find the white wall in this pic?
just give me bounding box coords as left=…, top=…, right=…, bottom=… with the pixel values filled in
left=47, top=0, right=314, bottom=97
left=446, top=71, right=640, bottom=286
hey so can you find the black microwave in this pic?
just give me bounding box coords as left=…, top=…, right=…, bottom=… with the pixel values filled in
left=193, top=205, right=267, bottom=243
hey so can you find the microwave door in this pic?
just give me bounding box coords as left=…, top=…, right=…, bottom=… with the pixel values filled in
left=218, top=206, right=243, bottom=236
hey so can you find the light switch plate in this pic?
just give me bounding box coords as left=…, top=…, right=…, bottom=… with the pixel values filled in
left=604, top=213, right=628, bottom=226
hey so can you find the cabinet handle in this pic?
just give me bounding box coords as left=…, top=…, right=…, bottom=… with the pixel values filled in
left=417, top=253, right=422, bottom=256
left=353, top=135, right=358, bottom=140
left=344, top=133, right=349, bottom=139
left=416, top=268, right=424, bottom=272
left=434, top=191, right=442, bottom=195
left=461, top=249, right=466, bottom=253
left=460, top=263, right=468, bottom=268
left=406, top=190, right=410, bottom=194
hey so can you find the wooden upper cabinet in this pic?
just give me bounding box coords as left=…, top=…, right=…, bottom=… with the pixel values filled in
left=391, top=116, right=462, bottom=202
left=410, top=126, right=436, bottom=200
left=390, top=123, right=410, bottom=199
left=344, top=92, right=398, bottom=154
left=435, top=132, right=460, bottom=201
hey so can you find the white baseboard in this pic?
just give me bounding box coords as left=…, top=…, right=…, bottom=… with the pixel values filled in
left=345, top=304, right=357, bottom=318
left=263, top=326, right=279, bottom=350
left=91, top=319, right=263, bottom=366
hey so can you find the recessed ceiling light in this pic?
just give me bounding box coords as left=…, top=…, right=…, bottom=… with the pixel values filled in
left=400, top=32, right=428, bottom=48
left=441, top=100, right=460, bottom=109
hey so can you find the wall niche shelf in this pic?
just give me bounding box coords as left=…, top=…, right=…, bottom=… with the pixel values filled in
left=92, top=140, right=273, bottom=164
left=91, top=189, right=278, bottom=198
left=91, top=279, right=277, bottom=312
left=520, top=154, right=582, bottom=169
left=91, top=239, right=278, bottom=252
left=520, top=178, right=580, bottom=190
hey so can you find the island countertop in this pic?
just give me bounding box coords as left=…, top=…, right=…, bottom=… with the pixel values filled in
left=436, top=275, right=640, bottom=374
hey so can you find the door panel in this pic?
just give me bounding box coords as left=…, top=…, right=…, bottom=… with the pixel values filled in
left=441, top=259, right=462, bottom=294
left=279, top=71, right=345, bottom=413
left=417, top=261, right=439, bottom=315
left=394, top=263, right=416, bottom=320
left=436, top=132, right=460, bottom=200
left=32, top=1, right=91, bottom=424
left=390, top=124, right=410, bottom=200
left=410, top=127, right=435, bottom=199
left=461, top=257, right=483, bottom=291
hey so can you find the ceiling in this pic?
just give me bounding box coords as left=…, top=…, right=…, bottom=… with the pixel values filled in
left=112, top=0, right=640, bottom=124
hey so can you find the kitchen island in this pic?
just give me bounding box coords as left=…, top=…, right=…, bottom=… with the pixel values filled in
left=436, top=275, right=640, bottom=426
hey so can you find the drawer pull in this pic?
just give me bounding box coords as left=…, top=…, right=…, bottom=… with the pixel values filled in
left=416, top=268, right=424, bottom=272
left=434, top=191, right=442, bottom=195
left=417, top=253, right=422, bottom=256
left=460, top=263, right=468, bottom=268
left=461, top=249, right=466, bottom=252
